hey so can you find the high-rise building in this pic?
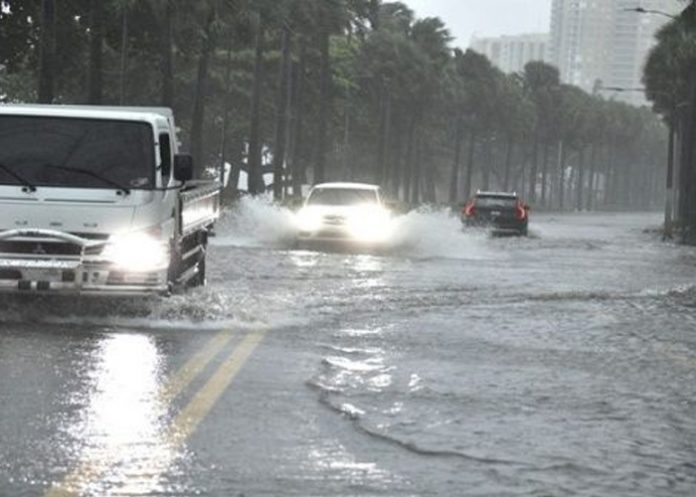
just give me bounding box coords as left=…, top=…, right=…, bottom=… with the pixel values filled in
left=549, top=0, right=681, bottom=105
left=608, top=0, right=681, bottom=105
left=549, top=0, right=615, bottom=91
left=470, top=33, right=549, bottom=74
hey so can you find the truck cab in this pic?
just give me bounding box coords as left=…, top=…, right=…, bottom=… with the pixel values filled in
left=0, top=104, right=220, bottom=296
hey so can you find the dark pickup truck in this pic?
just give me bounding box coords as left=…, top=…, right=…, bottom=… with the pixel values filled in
left=461, top=192, right=529, bottom=236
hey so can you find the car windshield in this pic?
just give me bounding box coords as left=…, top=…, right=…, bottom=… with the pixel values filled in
left=475, top=196, right=518, bottom=208
left=0, top=116, right=154, bottom=190
left=307, top=188, right=378, bottom=206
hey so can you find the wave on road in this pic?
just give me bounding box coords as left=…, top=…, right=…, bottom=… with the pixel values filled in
left=0, top=288, right=264, bottom=330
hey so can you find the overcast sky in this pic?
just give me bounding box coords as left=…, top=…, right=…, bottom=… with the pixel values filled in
left=403, top=0, right=552, bottom=48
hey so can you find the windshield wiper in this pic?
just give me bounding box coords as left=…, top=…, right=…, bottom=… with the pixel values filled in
left=41, top=164, right=131, bottom=195
left=0, top=162, right=37, bottom=192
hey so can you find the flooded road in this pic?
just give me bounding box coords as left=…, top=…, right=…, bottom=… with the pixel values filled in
left=1, top=203, right=696, bottom=496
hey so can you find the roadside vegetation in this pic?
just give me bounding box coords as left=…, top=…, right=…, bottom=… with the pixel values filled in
left=0, top=0, right=667, bottom=210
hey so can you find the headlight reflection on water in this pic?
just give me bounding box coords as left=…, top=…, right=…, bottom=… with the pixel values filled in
left=60, top=335, right=182, bottom=495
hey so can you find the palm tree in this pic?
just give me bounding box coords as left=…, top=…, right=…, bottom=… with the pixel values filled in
left=522, top=61, right=561, bottom=204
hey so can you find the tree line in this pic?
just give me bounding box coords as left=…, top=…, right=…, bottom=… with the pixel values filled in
left=0, top=0, right=667, bottom=210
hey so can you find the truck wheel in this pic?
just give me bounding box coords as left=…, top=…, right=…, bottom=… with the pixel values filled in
left=190, top=251, right=206, bottom=288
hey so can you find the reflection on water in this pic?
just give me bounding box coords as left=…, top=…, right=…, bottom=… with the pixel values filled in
left=289, top=251, right=321, bottom=268
left=61, top=334, right=181, bottom=496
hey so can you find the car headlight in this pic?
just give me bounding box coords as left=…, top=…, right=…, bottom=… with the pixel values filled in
left=346, top=206, right=392, bottom=242
left=296, top=208, right=323, bottom=232
left=102, top=232, right=170, bottom=272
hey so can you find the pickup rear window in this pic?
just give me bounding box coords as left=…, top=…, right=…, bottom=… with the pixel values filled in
left=475, top=197, right=518, bottom=208
left=0, top=116, right=155, bottom=190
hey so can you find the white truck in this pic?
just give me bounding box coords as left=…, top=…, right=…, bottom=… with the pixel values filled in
left=0, top=104, right=220, bottom=296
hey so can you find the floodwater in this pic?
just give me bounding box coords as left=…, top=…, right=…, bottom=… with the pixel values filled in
left=1, top=198, right=695, bottom=496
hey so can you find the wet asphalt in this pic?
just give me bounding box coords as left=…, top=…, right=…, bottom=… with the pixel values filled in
left=1, top=211, right=696, bottom=496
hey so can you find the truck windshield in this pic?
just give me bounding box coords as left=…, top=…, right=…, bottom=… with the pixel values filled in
left=0, top=115, right=155, bottom=190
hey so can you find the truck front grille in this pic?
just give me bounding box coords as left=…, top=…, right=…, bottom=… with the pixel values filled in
left=0, top=240, right=82, bottom=256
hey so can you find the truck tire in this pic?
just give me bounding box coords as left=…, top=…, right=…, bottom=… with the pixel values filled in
left=192, top=252, right=206, bottom=287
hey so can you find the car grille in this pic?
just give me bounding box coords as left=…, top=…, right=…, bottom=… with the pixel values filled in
left=323, top=215, right=346, bottom=226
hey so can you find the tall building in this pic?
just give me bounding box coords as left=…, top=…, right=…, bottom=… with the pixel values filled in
left=549, top=0, right=681, bottom=105
left=470, top=33, right=549, bottom=74
left=608, top=0, right=681, bottom=105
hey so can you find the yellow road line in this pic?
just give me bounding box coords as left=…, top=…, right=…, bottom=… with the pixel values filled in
left=167, top=329, right=267, bottom=446
left=45, top=328, right=241, bottom=497
left=161, top=329, right=236, bottom=403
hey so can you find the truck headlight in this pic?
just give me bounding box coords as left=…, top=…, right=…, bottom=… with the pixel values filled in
left=296, top=208, right=323, bottom=232
left=347, top=206, right=392, bottom=243
left=102, top=232, right=169, bottom=272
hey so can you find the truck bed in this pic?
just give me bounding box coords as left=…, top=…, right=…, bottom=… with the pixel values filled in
left=180, top=180, right=222, bottom=236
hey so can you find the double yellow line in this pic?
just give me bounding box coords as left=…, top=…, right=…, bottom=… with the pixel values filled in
left=46, top=328, right=267, bottom=497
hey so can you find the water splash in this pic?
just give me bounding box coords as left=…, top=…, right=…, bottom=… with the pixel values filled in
left=213, top=195, right=298, bottom=249
left=389, top=206, right=494, bottom=260
left=214, top=200, right=496, bottom=260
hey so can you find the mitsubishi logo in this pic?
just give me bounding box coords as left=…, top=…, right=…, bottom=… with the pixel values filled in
left=33, top=243, right=47, bottom=255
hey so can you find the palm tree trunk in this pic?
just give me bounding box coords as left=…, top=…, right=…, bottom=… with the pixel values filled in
left=576, top=148, right=585, bottom=211
left=219, top=37, right=234, bottom=189
left=503, top=136, right=513, bottom=191
left=483, top=139, right=492, bottom=191
left=222, top=133, right=244, bottom=205
left=190, top=6, right=216, bottom=178
left=378, top=88, right=392, bottom=187
left=160, top=0, right=174, bottom=107
left=291, top=40, right=307, bottom=199
left=87, top=0, right=104, bottom=104
left=463, top=128, right=477, bottom=200
left=541, top=141, right=550, bottom=207
left=558, top=140, right=566, bottom=210
left=38, top=0, right=56, bottom=103
left=587, top=144, right=597, bottom=210
left=248, top=12, right=266, bottom=194
left=314, top=4, right=331, bottom=184
left=528, top=134, right=539, bottom=202
left=391, top=128, right=403, bottom=195
left=410, top=138, right=421, bottom=204
left=119, top=4, right=129, bottom=104
left=273, top=24, right=292, bottom=201
left=402, top=114, right=417, bottom=201
left=449, top=118, right=463, bottom=204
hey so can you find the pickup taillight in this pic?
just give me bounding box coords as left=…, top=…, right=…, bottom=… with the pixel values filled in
left=463, top=202, right=476, bottom=218
left=516, top=204, right=527, bottom=220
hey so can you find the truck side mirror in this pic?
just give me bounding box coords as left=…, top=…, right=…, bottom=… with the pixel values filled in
left=174, top=154, right=194, bottom=182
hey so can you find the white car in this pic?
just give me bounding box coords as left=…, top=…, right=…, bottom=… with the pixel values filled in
left=296, top=183, right=393, bottom=246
